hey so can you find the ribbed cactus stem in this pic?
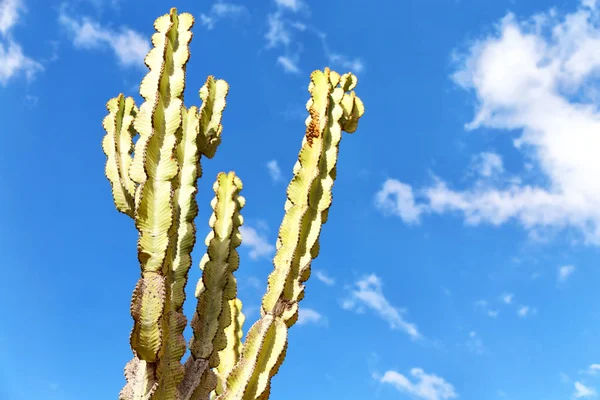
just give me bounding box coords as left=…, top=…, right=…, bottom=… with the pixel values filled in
left=102, top=94, right=138, bottom=218
left=217, top=68, right=364, bottom=400
left=122, top=8, right=195, bottom=399
left=181, top=172, right=245, bottom=400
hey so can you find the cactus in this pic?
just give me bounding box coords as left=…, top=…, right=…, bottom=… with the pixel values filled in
left=101, top=8, right=364, bottom=400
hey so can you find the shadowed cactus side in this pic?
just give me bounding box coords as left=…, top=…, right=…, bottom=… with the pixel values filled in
left=101, top=8, right=364, bottom=400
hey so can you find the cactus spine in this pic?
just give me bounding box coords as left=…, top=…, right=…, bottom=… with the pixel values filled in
left=102, top=8, right=364, bottom=400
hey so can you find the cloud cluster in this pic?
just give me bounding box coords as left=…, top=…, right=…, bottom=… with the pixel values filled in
left=314, top=270, right=335, bottom=286
left=297, top=307, right=325, bottom=325
left=465, top=331, right=486, bottom=355
left=58, top=7, right=149, bottom=69
left=574, top=381, right=597, bottom=398
left=199, top=1, right=247, bottom=30
left=375, top=0, right=600, bottom=245
left=265, top=0, right=363, bottom=74
left=342, top=274, right=420, bottom=339
left=239, top=225, right=275, bottom=260
left=266, top=159, right=283, bottom=182
left=379, top=368, right=458, bottom=400
left=476, top=293, right=537, bottom=319
left=0, top=0, right=43, bottom=85
left=558, top=264, right=576, bottom=282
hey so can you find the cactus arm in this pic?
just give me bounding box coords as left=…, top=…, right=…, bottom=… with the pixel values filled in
left=101, top=94, right=138, bottom=217
left=181, top=172, right=244, bottom=400
left=197, top=76, right=229, bottom=159
left=120, top=8, right=195, bottom=399
left=213, top=295, right=245, bottom=396
left=218, top=68, right=364, bottom=399
left=175, top=74, right=231, bottom=400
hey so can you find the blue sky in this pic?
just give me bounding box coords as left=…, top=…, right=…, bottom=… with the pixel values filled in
left=3, top=0, right=600, bottom=399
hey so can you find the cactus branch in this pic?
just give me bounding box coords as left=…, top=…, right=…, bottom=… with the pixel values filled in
left=183, top=172, right=245, bottom=399
left=102, top=94, right=138, bottom=218
left=217, top=68, right=364, bottom=399
left=121, top=8, right=195, bottom=399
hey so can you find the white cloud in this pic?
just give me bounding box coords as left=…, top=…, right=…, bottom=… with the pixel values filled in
left=0, top=0, right=21, bottom=35
left=58, top=11, right=149, bottom=69
left=475, top=299, right=499, bottom=318
left=588, top=364, right=600, bottom=375
left=466, top=331, right=486, bottom=355
left=379, top=368, right=458, bottom=400
left=199, top=1, right=247, bottom=30
left=574, top=382, right=597, bottom=398
left=342, top=274, right=420, bottom=339
left=327, top=52, right=365, bottom=73
left=377, top=1, right=600, bottom=245
left=275, top=0, right=305, bottom=13
left=297, top=307, right=323, bottom=325
left=501, top=292, right=514, bottom=304
left=317, top=31, right=365, bottom=74
left=239, top=225, right=275, bottom=260
left=265, top=12, right=291, bottom=49
left=558, top=264, right=576, bottom=281
left=212, top=2, right=245, bottom=17
left=276, top=55, right=300, bottom=73
left=375, top=179, right=424, bottom=225
left=265, top=8, right=365, bottom=76
left=314, top=270, right=335, bottom=286
left=0, top=0, right=42, bottom=85
left=473, top=152, right=504, bottom=177
left=0, top=40, right=42, bottom=84
left=266, top=160, right=283, bottom=181
left=517, top=305, right=537, bottom=318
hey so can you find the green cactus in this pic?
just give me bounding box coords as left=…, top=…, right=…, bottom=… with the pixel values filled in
left=102, top=8, right=364, bottom=400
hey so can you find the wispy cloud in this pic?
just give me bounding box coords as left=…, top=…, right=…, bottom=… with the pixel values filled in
left=0, top=0, right=43, bottom=85
left=517, top=305, right=537, bottom=318
left=239, top=225, right=275, bottom=260
left=266, top=160, right=283, bottom=181
left=374, top=1, right=600, bottom=245
left=265, top=11, right=293, bottom=49
left=0, top=0, right=20, bottom=34
left=378, top=368, right=458, bottom=400
left=58, top=8, right=149, bottom=69
left=297, top=307, right=325, bottom=325
left=341, top=274, right=420, bottom=339
left=574, top=381, right=597, bottom=398
left=199, top=1, right=247, bottom=30
left=318, top=32, right=365, bottom=73
left=465, top=331, right=486, bottom=355
left=327, top=52, right=364, bottom=73
left=275, top=0, right=305, bottom=13
left=587, top=364, right=600, bottom=375
left=500, top=293, right=514, bottom=304
left=264, top=2, right=363, bottom=74
left=475, top=300, right=499, bottom=318
left=276, top=55, right=300, bottom=74
left=472, top=152, right=504, bottom=178
left=314, top=270, right=335, bottom=286
left=558, top=265, right=576, bottom=282
left=375, top=179, right=423, bottom=225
